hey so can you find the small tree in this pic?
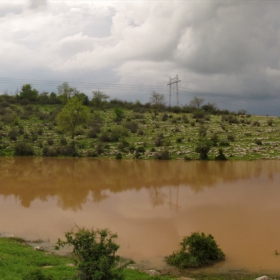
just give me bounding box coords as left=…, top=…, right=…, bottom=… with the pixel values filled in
left=150, top=91, right=165, bottom=111
left=56, top=96, right=90, bottom=140
left=195, top=138, right=213, bottom=160
left=189, top=97, right=204, bottom=109
left=114, top=108, right=124, bottom=122
left=92, top=91, right=110, bottom=108
left=19, top=84, right=38, bottom=102
left=56, top=226, right=125, bottom=280
left=57, top=82, right=80, bottom=104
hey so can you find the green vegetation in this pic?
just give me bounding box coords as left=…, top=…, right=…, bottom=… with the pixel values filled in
left=0, top=236, right=278, bottom=280
left=56, top=96, right=90, bottom=140
left=166, top=232, right=225, bottom=269
left=0, top=84, right=280, bottom=160
left=0, top=236, right=174, bottom=280
left=56, top=226, right=126, bottom=280
left=0, top=237, right=75, bottom=280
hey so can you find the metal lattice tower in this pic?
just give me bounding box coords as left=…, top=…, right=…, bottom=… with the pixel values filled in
left=167, top=75, right=181, bottom=106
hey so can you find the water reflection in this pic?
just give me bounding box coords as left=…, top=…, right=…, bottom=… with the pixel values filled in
left=0, top=158, right=280, bottom=210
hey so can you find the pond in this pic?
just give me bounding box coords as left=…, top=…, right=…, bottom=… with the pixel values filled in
left=1, top=157, right=280, bottom=274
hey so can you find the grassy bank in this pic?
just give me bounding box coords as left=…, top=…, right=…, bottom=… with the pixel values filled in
left=0, top=237, right=277, bottom=280
left=0, top=237, right=175, bottom=280
left=0, top=102, right=280, bottom=160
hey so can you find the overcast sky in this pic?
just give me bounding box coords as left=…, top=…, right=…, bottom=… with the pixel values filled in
left=1, top=0, right=280, bottom=115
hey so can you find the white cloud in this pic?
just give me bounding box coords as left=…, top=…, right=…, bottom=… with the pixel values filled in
left=1, top=0, right=280, bottom=114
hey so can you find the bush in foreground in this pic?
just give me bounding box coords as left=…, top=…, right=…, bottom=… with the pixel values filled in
left=56, top=226, right=125, bottom=280
left=166, top=232, right=225, bottom=268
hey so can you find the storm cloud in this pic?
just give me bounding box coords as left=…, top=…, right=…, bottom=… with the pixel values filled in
left=1, top=0, right=280, bottom=115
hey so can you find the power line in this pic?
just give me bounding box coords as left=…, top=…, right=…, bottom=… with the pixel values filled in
left=0, top=76, right=167, bottom=92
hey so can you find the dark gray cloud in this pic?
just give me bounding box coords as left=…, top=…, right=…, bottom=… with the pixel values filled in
left=1, top=0, right=280, bottom=115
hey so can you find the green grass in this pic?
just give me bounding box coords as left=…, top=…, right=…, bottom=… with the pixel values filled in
left=0, top=237, right=177, bottom=279
left=0, top=237, right=75, bottom=280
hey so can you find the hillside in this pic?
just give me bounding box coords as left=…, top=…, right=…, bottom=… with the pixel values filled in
left=0, top=99, right=279, bottom=160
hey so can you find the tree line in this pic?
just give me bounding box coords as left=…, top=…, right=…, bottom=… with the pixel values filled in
left=0, top=82, right=246, bottom=116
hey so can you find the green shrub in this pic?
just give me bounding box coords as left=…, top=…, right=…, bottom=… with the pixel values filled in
left=162, top=114, right=168, bottom=121
left=96, top=143, right=104, bottom=155
left=192, top=110, right=205, bottom=120
left=210, top=133, right=219, bottom=146
left=42, top=146, right=58, bottom=157
left=8, top=128, right=19, bottom=141
left=267, top=118, right=273, bottom=126
left=18, top=126, right=24, bottom=135
left=115, top=153, right=122, bottom=159
left=252, top=120, right=260, bottom=127
left=184, top=156, right=191, bottom=161
left=255, top=139, right=262, bottom=145
left=155, top=150, right=170, bottom=160
left=220, top=122, right=227, bottom=131
left=99, top=131, right=111, bottom=142
left=136, top=146, right=145, bottom=153
left=87, top=151, right=98, bottom=157
left=219, top=141, right=230, bottom=147
left=56, top=226, right=125, bottom=280
left=32, top=134, right=38, bottom=142
left=60, top=137, right=67, bottom=146
left=75, top=128, right=84, bottom=136
left=47, top=138, right=54, bottom=146
left=134, top=152, right=141, bottom=159
left=110, top=127, right=128, bottom=142
left=14, top=142, right=34, bottom=156
left=23, top=133, right=30, bottom=140
left=114, top=108, right=124, bottom=122
left=182, top=115, right=189, bottom=123
left=166, top=232, right=225, bottom=268
left=176, top=137, right=182, bottom=143
left=125, top=121, right=138, bottom=133
left=227, top=134, right=235, bottom=142
left=37, top=128, right=43, bottom=135
left=87, top=127, right=100, bottom=138
left=198, top=124, right=207, bottom=137
left=117, top=142, right=128, bottom=152
left=215, top=148, right=227, bottom=160
left=57, top=145, right=77, bottom=157
left=195, top=138, right=213, bottom=160
left=154, top=133, right=164, bottom=147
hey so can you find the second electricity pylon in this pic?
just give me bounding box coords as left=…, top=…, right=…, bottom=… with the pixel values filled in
left=167, top=75, right=181, bottom=107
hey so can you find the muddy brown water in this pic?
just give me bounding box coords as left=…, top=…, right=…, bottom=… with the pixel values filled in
left=1, top=157, right=280, bottom=274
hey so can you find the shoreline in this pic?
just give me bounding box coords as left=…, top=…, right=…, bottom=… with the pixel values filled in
left=1, top=234, right=280, bottom=279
